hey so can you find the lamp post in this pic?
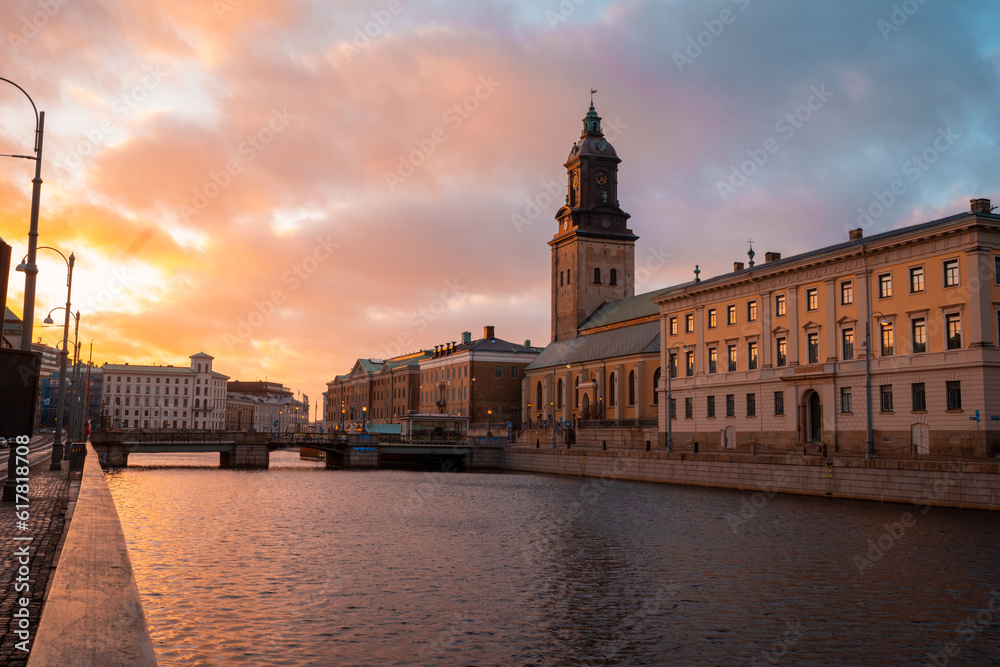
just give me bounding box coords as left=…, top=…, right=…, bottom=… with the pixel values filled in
left=362, top=405, right=367, bottom=433
left=27, top=249, right=74, bottom=470
left=865, top=310, right=888, bottom=460
left=43, top=307, right=80, bottom=452
left=551, top=366, right=557, bottom=447
left=666, top=343, right=688, bottom=453
left=526, top=403, right=532, bottom=429
left=487, top=409, right=492, bottom=438
left=0, top=78, right=44, bottom=354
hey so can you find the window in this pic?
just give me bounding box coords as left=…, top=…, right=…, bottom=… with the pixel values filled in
left=726, top=394, right=735, bottom=417
left=567, top=269, right=571, bottom=283
left=652, top=368, right=661, bottom=405
left=609, top=269, right=617, bottom=286
left=669, top=353, right=678, bottom=379
left=746, top=393, right=756, bottom=417
left=776, top=337, right=787, bottom=367
left=946, top=314, right=962, bottom=349
left=880, top=384, right=893, bottom=412
left=747, top=300, right=757, bottom=322
left=685, top=350, right=694, bottom=377
left=841, top=387, right=852, bottom=413
left=560, top=271, right=564, bottom=286
left=557, top=379, right=563, bottom=408
left=912, top=383, right=926, bottom=411
left=727, top=344, right=737, bottom=372
left=669, top=317, right=678, bottom=336
left=995, top=256, right=1000, bottom=284
left=708, top=348, right=718, bottom=374
left=879, top=273, right=892, bottom=298
left=669, top=398, right=676, bottom=420
left=912, top=318, right=926, bottom=353
left=685, top=313, right=695, bottom=333
left=748, top=341, right=758, bottom=370
left=726, top=305, right=737, bottom=325
left=806, top=288, right=818, bottom=311
left=881, top=323, right=894, bottom=356
left=707, top=395, right=716, bottom=418
left=628, top=369, right=636, bottom=405
left=608, top=372, right=616, bottom=407
left=947, top=381, right=962, bottom=410
left=775, top=294, right=786, bottom=317
left=594, top=268, right=601, bottom=284
left=774, top=391, right=784, bottom=416
left=910, top=266, right=925, bottom=293
left=841, top=281, right=854, bottom=305
left=943, top=259, right=960, bottom=287
left=495, top=365, right=502, bottom=378
left=842, top=329, right=855, bottom=359
left=511, top=367, right=519, bottom=378
left=807, top=333, right=819, bottom=364
left=708, top=308, right=717, bottom=328
left=684, top=397, right=693, bottom=418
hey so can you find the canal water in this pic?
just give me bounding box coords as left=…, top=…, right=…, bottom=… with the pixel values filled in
left=106, top=450, right=1000, bottom=666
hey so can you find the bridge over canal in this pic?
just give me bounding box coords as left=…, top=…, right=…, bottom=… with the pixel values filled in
left=89, top=431, right=505, bottom=470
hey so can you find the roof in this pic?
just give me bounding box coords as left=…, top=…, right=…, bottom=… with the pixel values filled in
left=654, top=209, right=995, bottom=301
left=524, top=320, right=660, bottom=371
left=578, top=284, right=687, bottom=331
left=466, top=336, right=542, bottom=354
left=189, top=351, right=214, bottom=359
left=103, top=364, right=195, bottom=373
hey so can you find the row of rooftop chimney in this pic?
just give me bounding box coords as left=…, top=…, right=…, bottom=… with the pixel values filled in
left=432, top=326, right=497, bottom=357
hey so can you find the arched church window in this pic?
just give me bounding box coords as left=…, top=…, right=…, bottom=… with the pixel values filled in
left=609, top=372, right=616, bottom=407
left=594, top=268, right=601, bottom=284
left=652, top=367, right=661, bottom=405
left=628, top=369, right=635, bottom=405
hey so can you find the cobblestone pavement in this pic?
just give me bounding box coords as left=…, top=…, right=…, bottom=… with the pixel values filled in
left=0, top=443, right=78, bottom=667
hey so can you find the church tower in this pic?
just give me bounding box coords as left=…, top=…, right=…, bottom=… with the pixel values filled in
left=550, top=100, right=637, bottom=342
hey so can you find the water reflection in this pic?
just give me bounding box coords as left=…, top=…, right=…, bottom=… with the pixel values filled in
left=106, top=451, right=1000, bottom=666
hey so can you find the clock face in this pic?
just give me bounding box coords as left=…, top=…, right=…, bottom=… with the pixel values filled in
left=601, top=218, right=610, bottom=228
left=571, top=172, right=580, bottom=189
left=595, top=170, right=609, bottom=186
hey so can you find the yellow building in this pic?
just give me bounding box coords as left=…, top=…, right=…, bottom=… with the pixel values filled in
left=654, top=199, right=1000, bottom=457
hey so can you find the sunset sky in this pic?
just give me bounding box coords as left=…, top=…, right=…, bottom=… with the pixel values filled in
left=2, top=0, right=999, bottom=414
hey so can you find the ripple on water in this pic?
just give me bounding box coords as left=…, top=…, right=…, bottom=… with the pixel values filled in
left=107, top=450, right=1000, bottom=666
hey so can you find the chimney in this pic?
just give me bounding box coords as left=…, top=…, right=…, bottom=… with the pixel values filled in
left=433, top=345, right=439, bottom=358
left=764, top=252, right=781, bottom=263
left=484, top=325, right=495, bottom=339
left=733, top=262, right=744, bottom=271
left=462, top=331, right=472, bottom=344
left=971, top=198, right=992, bottom=213
left=849, top=228, right=863, bottom=241
left=524, top=339, right=531, bottom=347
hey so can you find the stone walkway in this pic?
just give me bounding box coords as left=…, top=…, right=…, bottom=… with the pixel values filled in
left=0, top=445, right=79, bottom=666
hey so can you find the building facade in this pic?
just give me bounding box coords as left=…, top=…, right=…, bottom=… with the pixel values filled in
left=325, top=350, right=427, bottom=432
left=418, top=326, right=541, bottom=432
left=101, top=352, right=229, bottom=430
left=653, top=201, right=1000, bottom=457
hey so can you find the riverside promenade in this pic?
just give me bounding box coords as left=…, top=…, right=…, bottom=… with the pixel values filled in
left=0, top=436, right=78, bottom=666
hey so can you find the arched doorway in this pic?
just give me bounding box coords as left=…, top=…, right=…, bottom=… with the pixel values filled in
left=804, top=390, right=822, bottom=443
left=582, top=394, right=591, bottom=420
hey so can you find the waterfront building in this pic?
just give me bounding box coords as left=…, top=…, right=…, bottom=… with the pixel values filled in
left=523, top=102, right=1000, bottom=457
left=653, top=200, right=1000, bottom=456
left=418, top=326, right=542, bottom=434
left=325, top=350, right=429, bottom=432
left=101, top=352, right=228, bottom=430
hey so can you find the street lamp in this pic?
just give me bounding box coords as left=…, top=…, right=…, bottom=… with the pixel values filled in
left=0, top=77, right=45, bottom=354
left=43, top=306, right=80, bottom=451
left=865, top=310, right=889, bottom=460
left=26, top=248, right=74, bottom=470
left=362, top=405, right=367, bottom=433
left=665, top=343, right=688, bottom=453
left=487, top=409, right=492, bottom=438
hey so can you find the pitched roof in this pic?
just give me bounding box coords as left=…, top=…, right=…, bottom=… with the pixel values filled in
left=525, top=321, right=660, bottom=371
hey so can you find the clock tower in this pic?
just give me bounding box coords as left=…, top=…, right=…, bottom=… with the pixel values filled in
left=550, top=101, right=636, bottom=342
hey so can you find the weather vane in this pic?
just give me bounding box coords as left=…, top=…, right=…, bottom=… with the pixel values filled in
left=747, top=238, right=755, bottom=267
left=590, top=88, right=597, bottom=105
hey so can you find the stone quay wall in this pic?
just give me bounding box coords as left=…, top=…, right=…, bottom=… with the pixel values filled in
left=503, top=447, right=1000, bottom=511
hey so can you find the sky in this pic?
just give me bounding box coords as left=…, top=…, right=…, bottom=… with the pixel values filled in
left=1, top=0, right=1000, bottom=415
